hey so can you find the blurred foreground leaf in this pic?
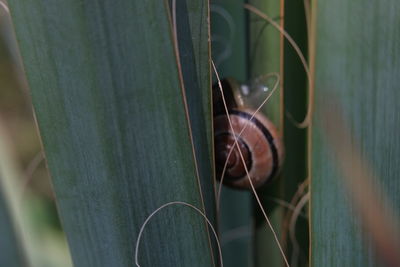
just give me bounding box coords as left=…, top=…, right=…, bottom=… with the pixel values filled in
left=311, top=1, right=400, bottom=265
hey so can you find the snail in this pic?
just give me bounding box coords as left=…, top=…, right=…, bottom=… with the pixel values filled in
left=213, top=78, right=284, bottom=189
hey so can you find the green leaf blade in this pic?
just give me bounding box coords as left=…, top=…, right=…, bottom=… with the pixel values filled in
left=9, top=1, right=214, bottom=266
left=311, top=1, right=400, bottom=265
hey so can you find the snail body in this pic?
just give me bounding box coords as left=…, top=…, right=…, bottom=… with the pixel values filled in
left=213, top=78, right=284, bottom=189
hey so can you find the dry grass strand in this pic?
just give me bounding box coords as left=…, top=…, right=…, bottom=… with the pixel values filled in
left=134, top=201, right=223, bottom=267
left=244, top=3, right=313, bottom=129
left=212, top=60, right=290, bottom=267
left=216, top=72, right=280, bottom=211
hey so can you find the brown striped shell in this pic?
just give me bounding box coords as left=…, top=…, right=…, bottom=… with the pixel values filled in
left=213, top=78, right=284, bottom=189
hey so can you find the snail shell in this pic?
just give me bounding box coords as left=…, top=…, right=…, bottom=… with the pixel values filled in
left=213, top=78, right=284, bottom=189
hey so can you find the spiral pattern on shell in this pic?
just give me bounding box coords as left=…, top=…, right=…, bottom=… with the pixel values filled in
left=213, top=79, right=284, bottom=189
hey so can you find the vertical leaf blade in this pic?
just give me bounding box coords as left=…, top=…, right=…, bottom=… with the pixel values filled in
left=9, top=1, right=214, bottom=266
left=311, top=1, right=400, bottom=265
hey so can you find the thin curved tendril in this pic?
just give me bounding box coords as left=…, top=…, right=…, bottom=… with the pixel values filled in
left=216, top=72, right=280, bottom=211
left=212, top=61, right=290, bottom=267
left=244, top=4, right=312, bottom=129
left=289, top=192, right=310, bottom=267
left=267, top=197, right=307, bottom=219
left=289, top=179, right=310, bottom=209
left=134, top=201, right=223, bottom=267
left=0, top=1, right=9, bottom=13
left=281, top=179, right=309, bottom=253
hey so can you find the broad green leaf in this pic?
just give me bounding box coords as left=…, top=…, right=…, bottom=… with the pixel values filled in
left=8, top=1, right=214, bottom=266
left=311, top=0, right=400, bottom=265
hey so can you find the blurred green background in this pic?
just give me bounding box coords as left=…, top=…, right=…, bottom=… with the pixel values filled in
left=0, top=7, right=71, bottom=267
